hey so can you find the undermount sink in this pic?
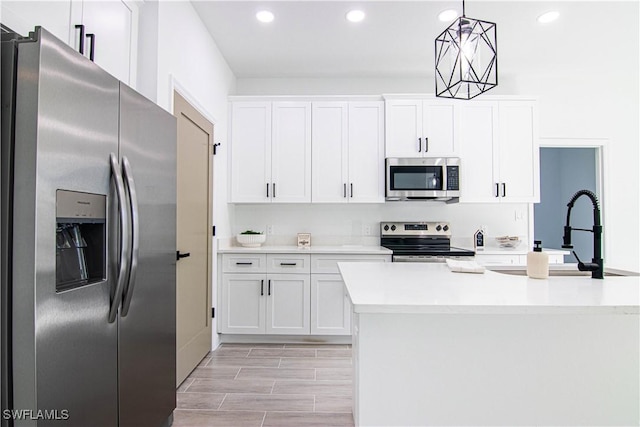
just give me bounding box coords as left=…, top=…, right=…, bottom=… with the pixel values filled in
left=494, top=269, right=627, bottom=277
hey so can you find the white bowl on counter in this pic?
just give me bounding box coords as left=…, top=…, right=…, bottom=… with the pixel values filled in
left=236, top=233, right=266, bottom=247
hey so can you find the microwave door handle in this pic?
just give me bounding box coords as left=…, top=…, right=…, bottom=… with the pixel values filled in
left=120, top=156, right=140, bottom=317
left=108, top=154, right=131, bottom=323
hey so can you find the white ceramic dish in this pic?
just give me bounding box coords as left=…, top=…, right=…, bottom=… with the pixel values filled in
left=236, top=233, right=266, bottom=247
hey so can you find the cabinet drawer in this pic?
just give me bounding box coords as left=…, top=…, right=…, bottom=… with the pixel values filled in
left=266, top=254, right=311, bottom=274
left=311, top=254, right=391, bottom=274
left=222, top=254, right=267, bottom=273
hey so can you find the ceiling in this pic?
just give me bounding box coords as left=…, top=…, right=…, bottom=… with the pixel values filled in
left=191, top=1, right=638, bottom=79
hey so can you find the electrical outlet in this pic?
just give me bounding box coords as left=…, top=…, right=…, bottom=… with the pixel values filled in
left=363, top=225, right=371, bottom=236
left=266, top=225, right=274, bottom=235
left=514, top=210, right=525, bottom=221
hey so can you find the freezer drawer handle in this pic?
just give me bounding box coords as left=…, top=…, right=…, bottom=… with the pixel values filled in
left=177, top=251, right=191, bottom=260
left=121, top=156, right=140, bottom=317
left=108, top=154, right=131, bottom=323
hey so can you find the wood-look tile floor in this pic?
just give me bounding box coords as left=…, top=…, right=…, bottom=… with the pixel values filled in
left=174, top=343, right=354, bottom=427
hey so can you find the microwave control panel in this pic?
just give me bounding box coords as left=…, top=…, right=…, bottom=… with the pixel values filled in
left=446, top=166, right=459, bottom=190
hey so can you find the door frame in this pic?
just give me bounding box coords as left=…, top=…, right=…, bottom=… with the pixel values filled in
left=535, top=137, right=609, bottom=260
left=171, top=80, right=215, bottom=377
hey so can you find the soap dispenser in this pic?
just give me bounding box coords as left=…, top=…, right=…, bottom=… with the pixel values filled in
left=527, top=240, right=549, bottom=279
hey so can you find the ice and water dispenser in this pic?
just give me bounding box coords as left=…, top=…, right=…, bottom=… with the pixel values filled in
left=56, top=190, right=106, bottom=292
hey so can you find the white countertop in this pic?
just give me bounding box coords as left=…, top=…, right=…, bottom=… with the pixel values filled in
left=338, top=262, right=640, bottom=315
left=218, top=241, right=392, bottom=255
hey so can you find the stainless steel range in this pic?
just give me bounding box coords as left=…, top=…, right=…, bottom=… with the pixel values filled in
left=380, top=221, right=475, bottom=262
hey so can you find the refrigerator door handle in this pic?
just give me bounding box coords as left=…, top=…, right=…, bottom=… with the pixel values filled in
left=109, top=153, right=131, bottom=323
left=120, top=156, right=140, bottom=317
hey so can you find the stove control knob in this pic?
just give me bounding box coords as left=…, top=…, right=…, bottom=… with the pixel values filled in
left=443, top=225, right=449, bottom=232
left=390, top=225, right=396, bottom=231
left=383, top=225, right=389, bottom=231
left=436, top=225, right=442, bottom=232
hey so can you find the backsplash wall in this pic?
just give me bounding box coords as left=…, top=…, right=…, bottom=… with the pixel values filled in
left=230, top=202, right=531, bottom=248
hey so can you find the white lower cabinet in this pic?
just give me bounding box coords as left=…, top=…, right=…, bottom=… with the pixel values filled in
left=220, top=254, right=311, bottom=335
left=219, top=252, right=391, bottom=336
left=221, top=274, right=266, bottom=334
left=310, top=274, right=352, bottom=335
left=265, top=274, right=310, bottom=334
left=309, top=254, right=391, bottom=336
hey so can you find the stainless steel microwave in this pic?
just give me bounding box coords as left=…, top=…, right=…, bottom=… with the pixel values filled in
left=385, top=157, right=460, bottom=201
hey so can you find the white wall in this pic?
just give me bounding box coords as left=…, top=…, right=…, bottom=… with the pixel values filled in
left=138, top=0, right=237, bottom=350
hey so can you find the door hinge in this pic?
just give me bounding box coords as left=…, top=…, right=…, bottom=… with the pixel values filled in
left=211, top=307, right=215, bottom=318
left=212, top=225, right=216, bottom=236
left=213, top=143, right=221, bottom=155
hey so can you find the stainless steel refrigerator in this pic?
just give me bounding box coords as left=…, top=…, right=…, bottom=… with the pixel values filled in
left=1, top=27, right=176, bottom=426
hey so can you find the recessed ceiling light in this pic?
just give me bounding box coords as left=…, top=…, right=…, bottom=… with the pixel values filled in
left=256, top=10, right=274, bottom=23
left=537, top=11, right=560, bottom=24
left=438, top=9, right=458, bottom=22
left=346, top=10, right=365, bottom=23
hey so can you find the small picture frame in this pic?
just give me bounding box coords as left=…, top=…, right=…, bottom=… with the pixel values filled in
left=297, top=233, right=311, bottom=248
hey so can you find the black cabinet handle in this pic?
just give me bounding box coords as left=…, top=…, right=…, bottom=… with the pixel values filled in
left=273, top=183, right=276, bottom=198
left=176, top=251, right=190, bottom=260
left=268, top=279, right=271, bottom=296
left=86, top=33, right=95, bottom=61
left=418, top=137, right=422, bottom=152
left=495, top=183, right=499, bottom=198
left=343, top=183, right=347, bottom=198
left=350, top=183, right=353, bottom=198
left=235, top=262, right=253, bottom=265
left=280, top=262, right=297, bottom=266
left=502, top=183, right=506, bottom=198
left=425, top=137, right=429, bottom=152
left=75, top=25, right=85, bottom=54
left=260, top=279, right=264, bottom=296
left=266, top=183, right=269, bottom=197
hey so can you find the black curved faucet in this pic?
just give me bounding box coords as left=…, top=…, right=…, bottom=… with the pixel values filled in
left=561, top=190, right=604, bottom=279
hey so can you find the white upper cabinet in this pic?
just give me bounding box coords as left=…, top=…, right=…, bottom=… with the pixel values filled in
left=78, top=0, right=135, bottom=85
left=497, top=101, right=539, bottom=202
left=1, top=1, right=72, bottom=44
left=230, top=102, right=272, bottom=203
left=229, top=101, right=311, bottom=203
left=458, top=102, right=499, bottom=202
left=385, top=98, right=456, bottom=157
left=458, top=100, right=539, bottom=203
left=271, top=102, right=312, bottom=203
left=312, top=102, right=349, bottom=202
left=1, top=1, right=136, bottom=86
left=312, top=101, right=384, bottom=203
left=348, top=102, right=385, bottom=202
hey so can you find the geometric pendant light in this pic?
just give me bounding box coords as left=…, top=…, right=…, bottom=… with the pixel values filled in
left=435, top=0, right=498, bottom=99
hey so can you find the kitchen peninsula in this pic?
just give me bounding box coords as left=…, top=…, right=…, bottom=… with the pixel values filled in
left=339, top=262, right=640, bottom=427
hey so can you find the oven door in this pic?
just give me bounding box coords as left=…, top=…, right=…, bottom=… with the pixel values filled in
left=386, top=158, right=447, bottom=200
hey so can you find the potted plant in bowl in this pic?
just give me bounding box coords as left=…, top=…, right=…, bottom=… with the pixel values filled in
left=236, top=230, right=266, bottom=247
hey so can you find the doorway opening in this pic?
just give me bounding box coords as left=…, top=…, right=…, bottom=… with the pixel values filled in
left=534, top=145, right=603, bottom=263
